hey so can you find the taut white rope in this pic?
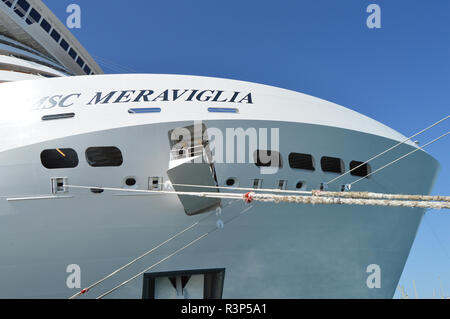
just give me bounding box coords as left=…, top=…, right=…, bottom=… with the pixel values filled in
left=69, top=199, right=240, bottom=299
left=167, top=182, right=311, bottom=195
left=251, top=193, right=450, bottom=209
left=311, top=190, right=450, bottom=202
left=64, top=183, right=450, bottom=209
left=350, top=132, right=449, bottom=186
left=96, top=204, right=255, bottom=299
left=65, top=184, right=243, bottom=200
left=96, top=234, right=209, bottom=299
left=69, top=221, right=199, bottom=299
left=326, top=115, right=449, bottom=185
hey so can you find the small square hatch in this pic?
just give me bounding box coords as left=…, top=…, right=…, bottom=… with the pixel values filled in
left=51, top=177, right=67, bottom=194
left=149, top=177, right=163, bottom=191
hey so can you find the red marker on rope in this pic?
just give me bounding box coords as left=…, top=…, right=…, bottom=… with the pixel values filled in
left=80, top=288, right=89, bottom=295
left=244, top=192, right=255, bottom=204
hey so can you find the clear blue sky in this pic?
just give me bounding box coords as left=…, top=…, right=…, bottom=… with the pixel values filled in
left=45, top=0, right=449, bottom=298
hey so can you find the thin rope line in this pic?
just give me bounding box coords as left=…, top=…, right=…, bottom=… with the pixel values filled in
left=425, top=219, right=450, bottom=264
left=350, top=132, right=449, bottom=186
left=96, top=234, right=209, bottom=299
left=69, top=199, right=240, bottom=299
left=326, top=115, right=449, bottom=185
left=92, top=55, right=138, bottom=73
left=168, top=183, right=311, bottom=195
left=64, top=184, right=450, bottom=208
left=92, top=58, right=129, bottom=74
left=64, top=182, right=450, bottom=203
left=252, top=194, right=450, bottom=209
left=167, top=183, right=450, bottom=201
left=65, top=184, right=243, bottom=200
left=312, top=190, right=450, bottom=202
left=69, top=221, right=199, bottom=299
left=96, top=204, right=255, bottom=299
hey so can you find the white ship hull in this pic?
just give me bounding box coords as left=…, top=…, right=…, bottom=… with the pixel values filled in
left=0, top=1, right=440, bottom=299
left=0, top=80, right=439, bottom=297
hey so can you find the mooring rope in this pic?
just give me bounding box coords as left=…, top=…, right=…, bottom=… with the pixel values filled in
left=250, top=193, right=449, bottom=210
left=350, top=132, right=449, bottom=186
left=64, top=184, right=450, bottom=210
left=69, top=199, right=240, bottom=299
left=95, top=204, right=255, bottom=299
left=326, top=115, right=449, bottom=186
left=163, top=183, right=450, bottom=202
left=63, top=179, right=450, bottom=298
left=65, top=184, right=242, bottom=200
left=167, top=182, right=312, bottom=195
left=69, top=221, right=200, bottom=299
left=311, top=190, right=450, bottom=202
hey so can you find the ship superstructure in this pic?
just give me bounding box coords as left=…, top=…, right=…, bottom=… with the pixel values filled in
left=0, top=0, right=102, bottom=82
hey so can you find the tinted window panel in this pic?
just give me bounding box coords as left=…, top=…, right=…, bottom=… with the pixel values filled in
left=29, top=8, right=41, bottom=23
left=14, top=8, right=25, bottom=17
left=86, top=147, right=123, bottom=167
left=128, top=108, right=161, bottom=114
left=16, top=0, right=30, bottom=11
left=40, top=18, right=51, bottom=32
left=68, top=48, right=77, bottom=59
left=83, top=65, right=91, bottom=74
left=42, top=113, right=75, bottom=121
left=50, top=29, right=61, bottom=42
left=321, top=156, right=344, bottom=173
left=350, top=161, right=370, bottom=178
left=60, top=38, right=69, bottom=51
left=208, top=107, right=239, bottom=113
left=76, top=56, right=84, bottom=67
left=41, top=148, right=79, bottom=169
left=14, top=0, right=29, bottom=17
left=288, top=153, right=315, bottom=171
left=3, top=0, right=13, bottom=8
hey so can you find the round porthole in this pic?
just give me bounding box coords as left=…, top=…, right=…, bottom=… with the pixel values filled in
left=296, top=181, right=304, bottom=189
left=125, top=178, right=137, bottom=187
left=226, top=178, right=236, bottom=187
